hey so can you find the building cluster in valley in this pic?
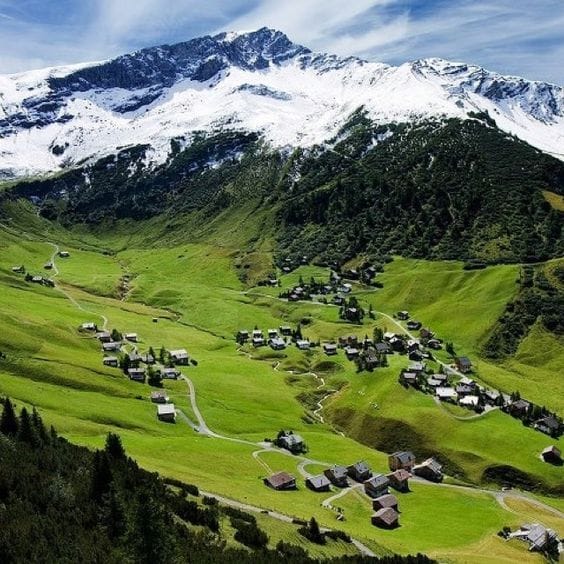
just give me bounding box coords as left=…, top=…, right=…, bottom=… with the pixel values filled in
left=79, top=321, right=192, bottom=424
left=264, top=449, right=443, bottom=529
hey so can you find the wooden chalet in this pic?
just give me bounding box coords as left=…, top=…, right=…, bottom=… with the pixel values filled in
left=157, top=403, right=176, bottom=422
left=372, top=507, right=399, bottom=529
left=127, top=367, right=145, bottom=382
left=270, top=337, right=286, bottom=350
left=264, top=471, right=296, bottom=491
left=151, top=390, right=169, bottom=404
left=347, top=461, right=372, bottom=482
left=387, top=469, right=411, bottom=492
left=170, top=349, right=189, bottom=365
left=324, top=465, right=349, bottom=487
left=323, top=343, right=338, bottom=356
left=372, top=493, right=398, bottom=512
left=388, top=451, right=416, bottom=471
left=102, top=356, right=119, bottom=367
left=534, top=416, right=561, bottom=436
left=162, top=367, right=180, bottom=379
left=305, top=474, right=331, bottom=492
left=413, top=458, right=443, bottom=482
left=455, top=356, right=473, bottom=373
left=364, top=474, right=390, bottom=498
left=541, top=445, right=562, bottom=464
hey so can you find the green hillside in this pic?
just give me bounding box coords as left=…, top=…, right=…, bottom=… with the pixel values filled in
left=0, top=201, right=562, bottom=562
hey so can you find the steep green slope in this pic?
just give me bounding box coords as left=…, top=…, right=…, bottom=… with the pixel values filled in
left=3, top=116, right=563, bottom=266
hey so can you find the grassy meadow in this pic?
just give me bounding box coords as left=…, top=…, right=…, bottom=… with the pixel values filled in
left=0, top=208, right=562, bottom=561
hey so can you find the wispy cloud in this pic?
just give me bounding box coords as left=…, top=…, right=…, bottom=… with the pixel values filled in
left=0, top=0, right=562, bottom=84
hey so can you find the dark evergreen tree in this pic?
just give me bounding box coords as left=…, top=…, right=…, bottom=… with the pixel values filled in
left=0, top=397, right=19, bottom=436
left=105, top=432, right=126, bottom=460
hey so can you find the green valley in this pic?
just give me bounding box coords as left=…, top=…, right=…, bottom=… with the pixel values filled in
left=0, top=198, right=561, bottom=562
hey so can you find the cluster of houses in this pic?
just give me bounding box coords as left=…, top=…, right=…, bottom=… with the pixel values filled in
left=399, top=361, right=563, bottom=438
left=12, top=265, right=55, bottom=287
left=264, top=450, right=443, bottom=530
left=237, top=326, right=313, bottom=351
left=393, top=311, right=563, bottom=438
left=80, top=320, right=189, bottom=386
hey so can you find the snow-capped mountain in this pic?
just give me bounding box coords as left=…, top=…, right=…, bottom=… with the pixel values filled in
left=0, top=27, right=563, bottom=178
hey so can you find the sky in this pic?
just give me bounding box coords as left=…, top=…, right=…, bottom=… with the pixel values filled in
left=0, top=0, right=563, bottom=84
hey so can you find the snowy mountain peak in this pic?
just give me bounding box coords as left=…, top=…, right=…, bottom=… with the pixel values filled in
left=0, top=28, right=563, bottom=179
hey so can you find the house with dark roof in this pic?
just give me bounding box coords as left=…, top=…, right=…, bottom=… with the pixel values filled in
left=509, top=523, right=559, bottom=552
left=305, top=474, right=331, bottom=492
left=372, top=494, right=398, bottom=512
left=102, top=342, right=122, bottom=352
left=264, top=471, right=296, bottom=490
left=413, top=458, right=443, bottom=482
left=97, top=331, right=112, bottom=343
left=541, top=445, right=562, bottom=464
left=324, top=465, right=349, bottom=487
left=388, top=451, right=416, bottom=472
left=296, top=339, right=311, bottom=351
left=347, top=461, right=372, bottom=482
left=406, top=320, right=422, bottom=331
left=279, top=326, right=292, bottom=336
left=345, top=346, right=360, bottom=360
left=397, top=311, right=409, bottom=320
left=364, top=474, right=390, bottom=498
left=278, top=432, right=305, bottom=454
left=534, top=416, right=561, bottom=436
left=508, top=399, right=530, bottom=418
left=455, top=356, right=473, bottom=373
left=237, top=330, right=250, bottom=342
left=371, top=507, right=399, bottom=529
left=387, top=469, right=411, bottom=492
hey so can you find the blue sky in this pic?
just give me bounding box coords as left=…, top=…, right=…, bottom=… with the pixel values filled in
left=0, top=0, right=563, bottom=84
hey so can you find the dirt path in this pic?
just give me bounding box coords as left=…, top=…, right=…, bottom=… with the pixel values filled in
left=47, top=242, right=109, bottom=331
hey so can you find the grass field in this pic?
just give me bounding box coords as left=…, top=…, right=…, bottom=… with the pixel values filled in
left=0, top=208, right=562, bottom=562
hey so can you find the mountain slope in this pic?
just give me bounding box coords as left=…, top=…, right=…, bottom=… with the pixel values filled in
left=0, top=28, right=563, bottom=179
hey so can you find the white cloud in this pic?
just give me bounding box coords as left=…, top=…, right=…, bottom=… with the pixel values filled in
left=0, top=0, right=562, bottom=84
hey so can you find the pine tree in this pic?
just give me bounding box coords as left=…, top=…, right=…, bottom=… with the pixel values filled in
left=18, top=407, right=39, bottom=447
left=0, top=397, right=19, bottom=436
left=105, top=432, right=126, bottom=459
left=91, top=451, right=113, bottom=501
left=31, top=407, right=49, bottom=444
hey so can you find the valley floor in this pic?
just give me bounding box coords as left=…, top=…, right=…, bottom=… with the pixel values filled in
left=0, top=212, right=562, bottom=562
